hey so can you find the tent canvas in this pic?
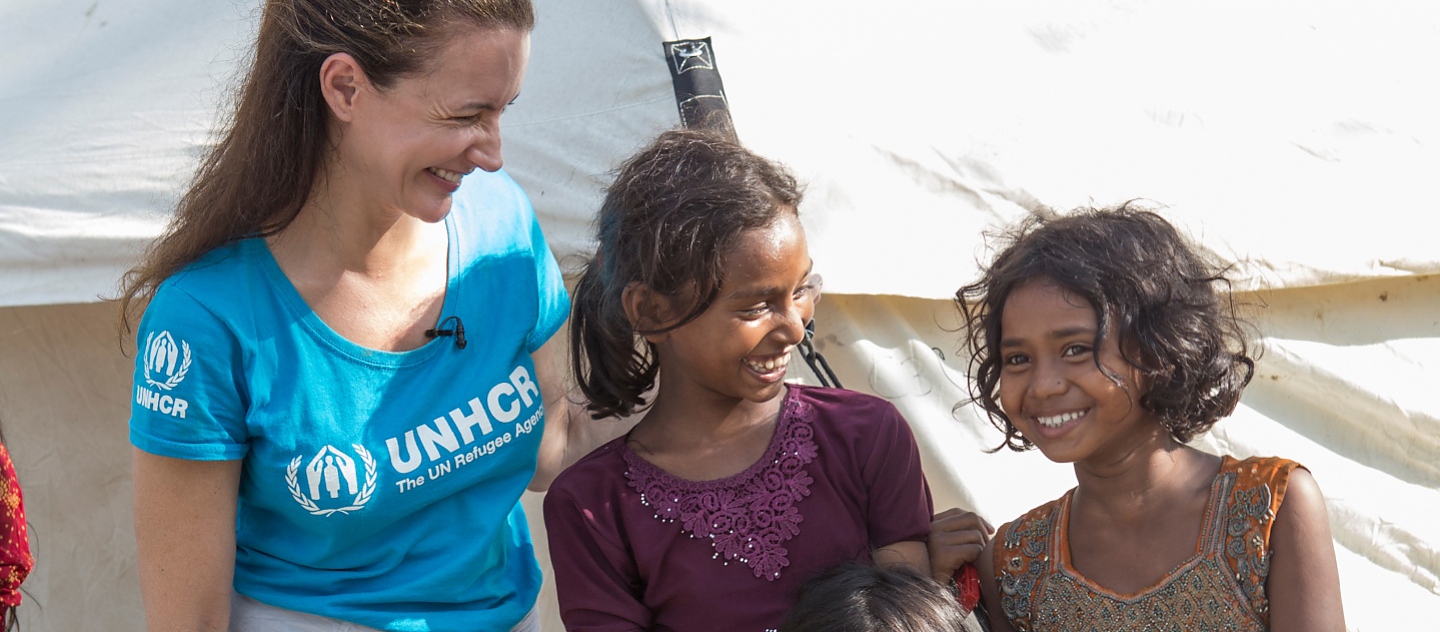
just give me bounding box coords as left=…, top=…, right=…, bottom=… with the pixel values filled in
left=1, top=0, right=1437, bottom=629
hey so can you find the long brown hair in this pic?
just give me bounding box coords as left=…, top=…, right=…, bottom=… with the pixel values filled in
left=118, top=0, right=534, bottom=331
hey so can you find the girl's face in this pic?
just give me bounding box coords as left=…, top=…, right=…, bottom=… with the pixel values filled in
left=996, top=279, right=1160, bottom=465
left=336, top=26, right=529, bottom=223
left=651, top=214, right=818, bottom=407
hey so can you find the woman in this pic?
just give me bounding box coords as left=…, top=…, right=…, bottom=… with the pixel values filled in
left=122, top=1, right=593, bottom=629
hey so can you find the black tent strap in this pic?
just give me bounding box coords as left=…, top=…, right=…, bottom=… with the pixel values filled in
left=662, top=38, right=736, bottom=139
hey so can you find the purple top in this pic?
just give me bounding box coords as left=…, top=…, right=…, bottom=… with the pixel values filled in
left=543, top=385, right=933, bottom=632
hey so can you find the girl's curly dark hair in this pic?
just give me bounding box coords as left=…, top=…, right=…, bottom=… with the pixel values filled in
left=956, top=203, right=1255, bottom=451
left=570, top=129, right=803, bottom=419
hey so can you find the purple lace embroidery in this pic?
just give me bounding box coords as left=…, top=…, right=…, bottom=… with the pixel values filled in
left=623, top=396, right=818, bottom=581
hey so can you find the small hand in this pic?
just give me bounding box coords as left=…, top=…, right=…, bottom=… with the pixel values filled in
left=928, top=507, right=994, bottom=583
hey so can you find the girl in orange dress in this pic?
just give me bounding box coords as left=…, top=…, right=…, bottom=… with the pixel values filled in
left=952, top=205, right=1344, bottom=631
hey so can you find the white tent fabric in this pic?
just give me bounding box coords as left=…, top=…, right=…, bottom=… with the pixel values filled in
left=0, top=0, right=1437, bottom=630
left=6, top=0, right=1440, bottom=304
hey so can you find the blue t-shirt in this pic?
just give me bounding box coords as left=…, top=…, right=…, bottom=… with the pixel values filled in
left=129, top=170, right=569, bottom=632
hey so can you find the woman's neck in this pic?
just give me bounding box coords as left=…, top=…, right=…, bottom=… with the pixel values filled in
left=263, top=171, right=450, bottom=353
left=270, top=174, right=437, bottom=278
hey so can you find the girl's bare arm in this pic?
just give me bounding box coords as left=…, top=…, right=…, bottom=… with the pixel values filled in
left=1267, top=468, right=1345, bottom=632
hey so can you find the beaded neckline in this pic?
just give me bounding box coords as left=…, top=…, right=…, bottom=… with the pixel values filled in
left=996, top=456, right=1285, bottom=631
left=1052, top=457, right=1232, bottom=599
left=622, top=387, right=819, bottom=581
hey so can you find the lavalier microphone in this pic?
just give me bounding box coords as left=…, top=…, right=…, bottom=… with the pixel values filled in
left=425, top=315, right=467, bottom=349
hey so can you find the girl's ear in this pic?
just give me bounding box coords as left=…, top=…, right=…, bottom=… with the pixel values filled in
left=319, top=52, right=368, bottom=123
left=622, top=282, right=671, bottom=343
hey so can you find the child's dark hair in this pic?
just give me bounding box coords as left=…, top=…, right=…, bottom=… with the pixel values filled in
left=779, top=562, right=967, bottom=632
left=570, top=128, right=803, bottom=419
left=957, top=203, right=1255, bottom=450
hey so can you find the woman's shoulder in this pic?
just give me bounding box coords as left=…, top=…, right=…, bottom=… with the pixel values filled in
left=144, top=240, right=267, bottom=329
left=448, top=169, right=557, bottom=270
left=160, top=237, right=256, bottom=283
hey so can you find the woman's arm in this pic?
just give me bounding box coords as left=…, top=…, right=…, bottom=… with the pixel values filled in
left=529, top=334, right=638, bottom=492
left=1267, top=467, right=1345, bottom=632
left=132, top=449, right=242, bottom=632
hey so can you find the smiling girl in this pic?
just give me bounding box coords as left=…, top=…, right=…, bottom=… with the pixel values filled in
left=954, top=206, right=1345, bottom=631
left=543, top=129, right=945, bottom=631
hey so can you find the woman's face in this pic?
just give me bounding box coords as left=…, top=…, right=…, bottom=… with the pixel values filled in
left=336, top=26, right=529, bottom=223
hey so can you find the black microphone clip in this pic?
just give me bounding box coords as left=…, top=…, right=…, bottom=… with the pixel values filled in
left=425, top=315, right=467, bottom=349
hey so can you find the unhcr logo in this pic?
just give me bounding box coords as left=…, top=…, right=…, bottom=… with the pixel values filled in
left=143, top=330, right=192, bottom=391
left=135, top=330, right=193, bottom=419
left=285, top=444, right=378, bottom=517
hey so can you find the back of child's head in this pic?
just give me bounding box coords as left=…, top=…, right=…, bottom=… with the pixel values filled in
left=571, top=128, right=803, bottom=419
left=957, top=203, right=1254, bottom=450
left=779, top=562, right=966, bottom=632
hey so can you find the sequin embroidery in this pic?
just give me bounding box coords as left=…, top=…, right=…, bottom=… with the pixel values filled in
left=623, top=394, right=818, bottom=581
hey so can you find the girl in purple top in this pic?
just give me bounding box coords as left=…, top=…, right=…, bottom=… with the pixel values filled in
left=543, top=129, right=937, bottom=631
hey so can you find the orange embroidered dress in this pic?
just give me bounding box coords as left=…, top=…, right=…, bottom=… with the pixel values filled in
left=992, top=456, right=1299, bottom=632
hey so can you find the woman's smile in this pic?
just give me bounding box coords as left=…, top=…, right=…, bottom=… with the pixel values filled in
left=427, top=166, right=467, bottom=186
